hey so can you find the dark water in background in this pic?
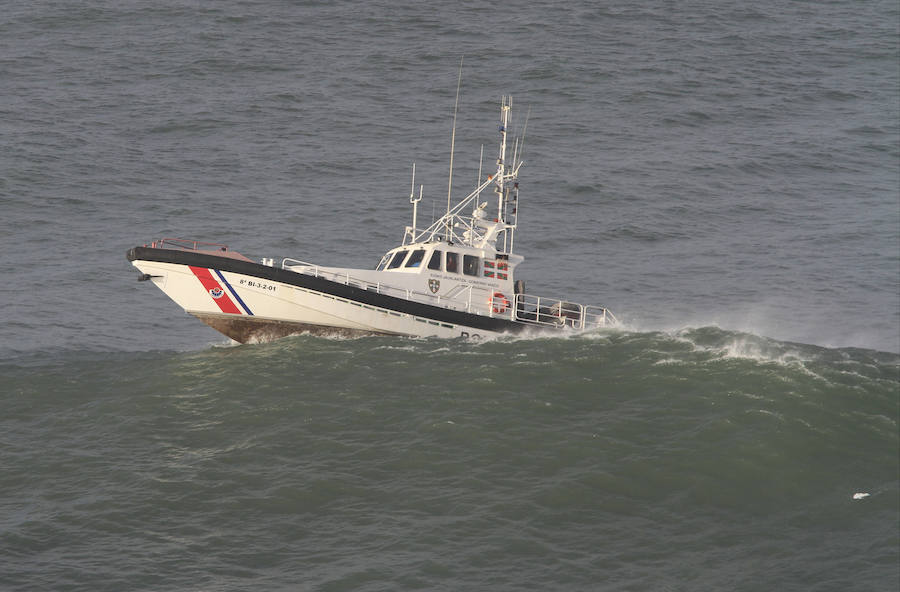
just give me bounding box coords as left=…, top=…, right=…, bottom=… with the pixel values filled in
left=1, top=1, right=898, bottom=590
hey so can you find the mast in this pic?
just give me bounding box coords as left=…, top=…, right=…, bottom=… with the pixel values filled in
left=495, top=96, right=511, bottom=223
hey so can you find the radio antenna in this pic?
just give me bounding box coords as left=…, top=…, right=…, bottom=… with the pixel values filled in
left=445, top=56, right=463, bottom=238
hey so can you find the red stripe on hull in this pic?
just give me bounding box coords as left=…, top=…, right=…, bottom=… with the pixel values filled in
left=189, top=266, right=242, bottom=314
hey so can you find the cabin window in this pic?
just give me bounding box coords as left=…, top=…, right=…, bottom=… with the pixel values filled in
left=387, top=250, right=408, bottom=269
left=463, top=255, right=480, bottom=276
left=427, top=250, right=442, bottom=270
left=446, top=252, right=459, bottom=273
left=405, top=249, right=426, bottom=268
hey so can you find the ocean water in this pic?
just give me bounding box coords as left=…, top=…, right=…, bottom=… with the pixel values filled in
left=1, top=1, right=898, bottom=590
left=2, top=331, right=898, bottom=591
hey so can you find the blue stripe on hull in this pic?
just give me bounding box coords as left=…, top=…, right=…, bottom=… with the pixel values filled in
left=214, top=269, right=254, bottom=316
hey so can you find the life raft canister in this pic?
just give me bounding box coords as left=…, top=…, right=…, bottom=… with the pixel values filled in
left=491, top=292, right=510, bottom=314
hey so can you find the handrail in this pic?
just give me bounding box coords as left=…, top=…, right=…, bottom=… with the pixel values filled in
left=148, top=237, right=230, bottom=251
left=280, top=260, right=614, bottom=329
left=142, top=237, right=615, bottom=329
left=513, top=294, right=616, bottom=330
left=282, top=258, right=318, bottom=273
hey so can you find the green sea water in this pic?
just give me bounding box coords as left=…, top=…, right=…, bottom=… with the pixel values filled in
left=2, top=329, right=897, bottom=590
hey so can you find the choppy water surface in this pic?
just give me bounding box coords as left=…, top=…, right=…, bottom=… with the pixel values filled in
left=1, top=0, right=897, bottom=590
left=2, top=331, right=898, bottom=590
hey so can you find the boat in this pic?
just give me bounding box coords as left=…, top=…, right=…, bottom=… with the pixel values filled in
left=127, top=96, right=617, bottom=343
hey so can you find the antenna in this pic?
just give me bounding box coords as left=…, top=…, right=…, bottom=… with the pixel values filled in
left=475, top=143, right=484, bottom=213
left=409, top=163, right=422, bottom=234
left=517, top=106, right=530, bottom=169
left=446, top=56, right=463, bottom=238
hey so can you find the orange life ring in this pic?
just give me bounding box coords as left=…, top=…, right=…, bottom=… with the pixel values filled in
left=491, top=292, right=510, bottom=314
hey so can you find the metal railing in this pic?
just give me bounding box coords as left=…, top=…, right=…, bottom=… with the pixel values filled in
left=512, top=295, right=615, bottom=330
left=148, top=237, right=230, bottom=252
left=279, top=259, right=615, bottom=330
left=282, top=259, right=484, bottom=315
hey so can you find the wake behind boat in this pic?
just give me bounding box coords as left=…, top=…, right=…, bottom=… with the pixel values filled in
left=127, top=96, right=617, bottom=343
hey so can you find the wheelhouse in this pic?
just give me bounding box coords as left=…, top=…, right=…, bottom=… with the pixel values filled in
left=376, top=242, right=507, bottom=280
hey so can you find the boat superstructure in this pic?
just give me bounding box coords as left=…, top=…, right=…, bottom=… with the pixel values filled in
left=127, top=96, right=616, bottom=343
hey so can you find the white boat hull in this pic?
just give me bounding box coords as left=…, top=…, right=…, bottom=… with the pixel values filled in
left=128, top=248, right=521, bottom=342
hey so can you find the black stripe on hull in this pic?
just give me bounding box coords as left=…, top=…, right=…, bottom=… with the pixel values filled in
left=127, top=246, right=529, bottom=335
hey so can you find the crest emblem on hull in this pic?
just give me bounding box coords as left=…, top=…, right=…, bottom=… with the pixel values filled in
left=428, top=279, right=440, bottom=294
left=209, top=287, right=225, bottom=299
